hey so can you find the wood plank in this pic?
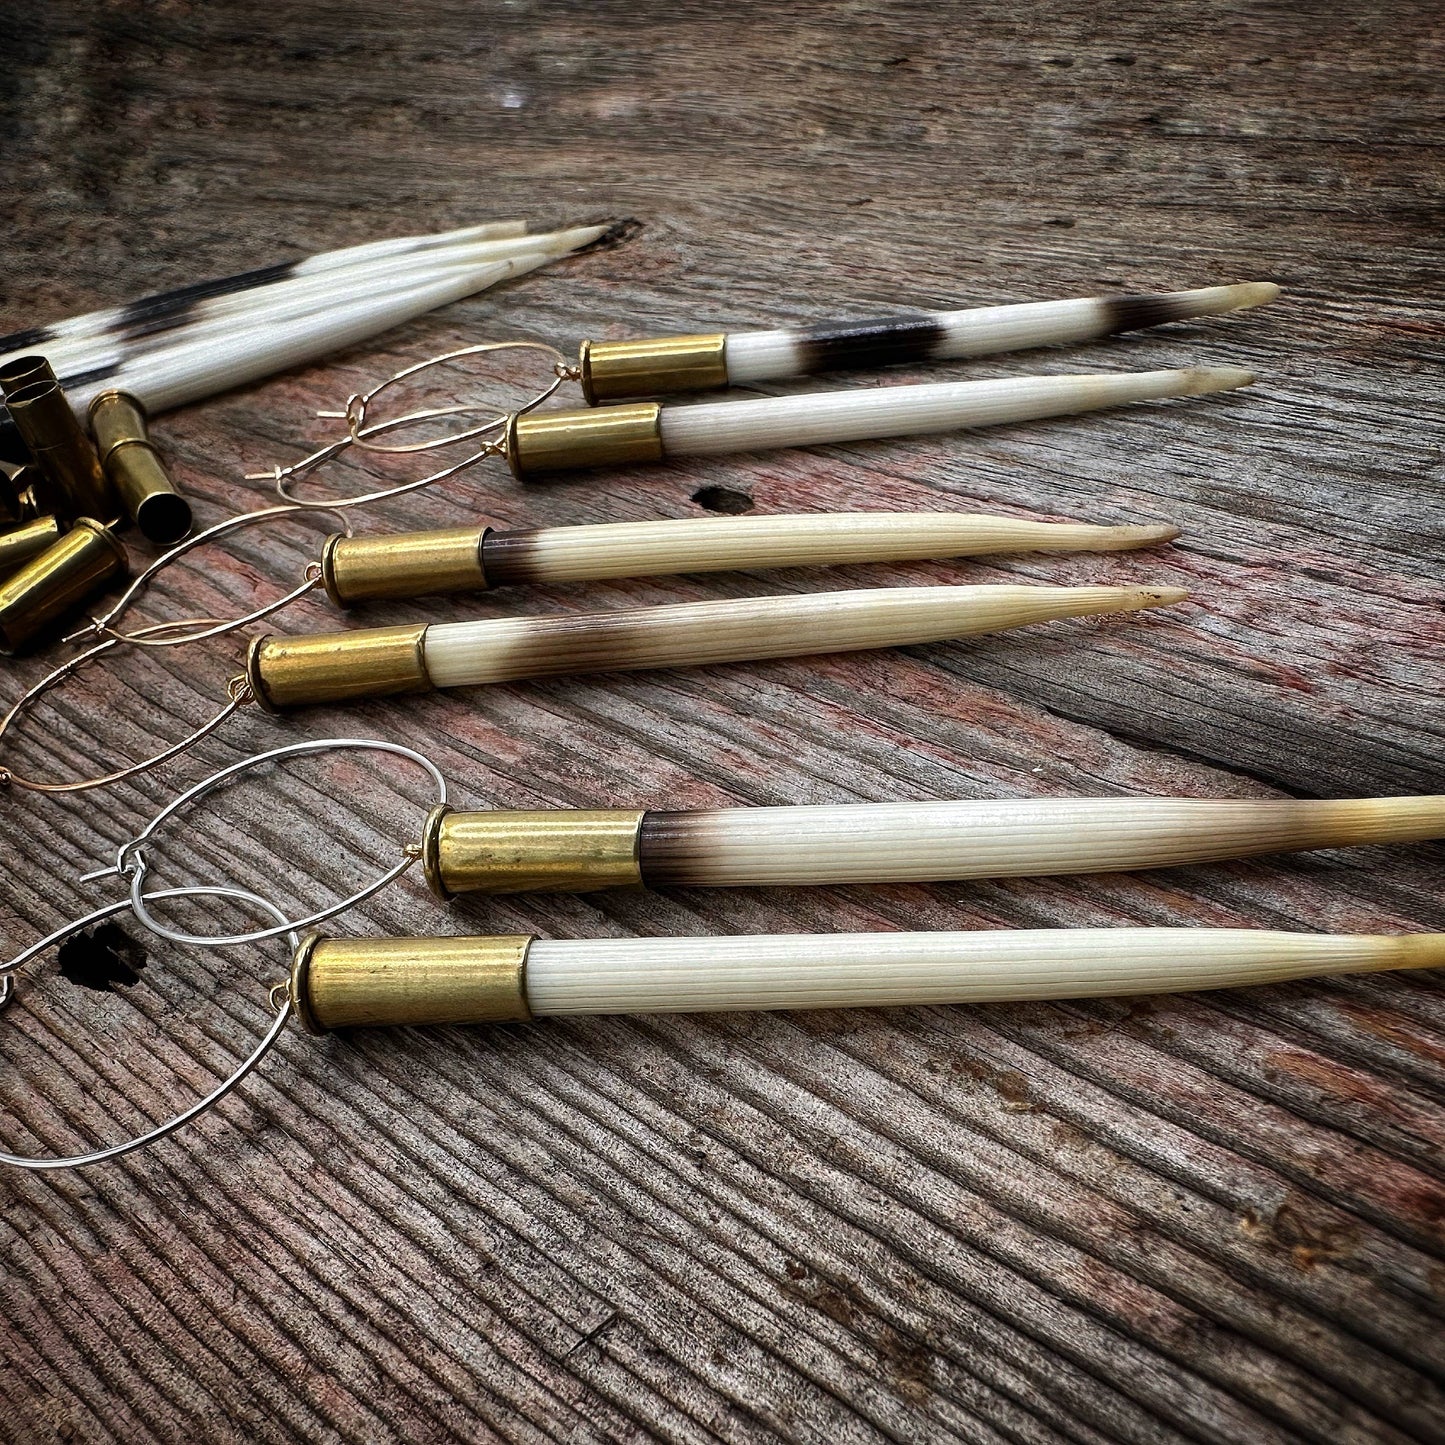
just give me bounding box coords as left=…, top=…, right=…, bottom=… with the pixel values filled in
left=1, top=1, right=1442, bottom=1440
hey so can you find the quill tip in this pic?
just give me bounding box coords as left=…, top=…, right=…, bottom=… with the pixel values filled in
left=1107, top=522, right=1181, bottom=548
left=1180, top=365, right=1255, bottom=395
left=1231, top=281, right=1282, bottom=309
left=1142, top=585, right=1190, bottom=607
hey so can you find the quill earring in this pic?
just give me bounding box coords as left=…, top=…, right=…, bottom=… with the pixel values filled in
left=562, top=281, right=1279, bottom=402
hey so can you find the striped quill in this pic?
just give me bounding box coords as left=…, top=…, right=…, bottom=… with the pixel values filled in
left=0, top=220, right=614, bottom=461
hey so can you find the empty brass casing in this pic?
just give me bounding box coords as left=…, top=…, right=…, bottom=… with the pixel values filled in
left=422, top=804, right=645, bottom=899
left=505, top=402, right=663, bottom=480
left=579, top=333, right=728, bottom=405
left=320, top=526, right=489, bottom=607
left=0, top=515, right=63, bottom=577
left=5, top=379, right=113, bottom=522
left=88, top=391, right=193, bottom=545
left=245, top=622, right=431, bottom=712
left=0, top=518, right=128, bottom=655
left=0, top=464, right=27, bottom=527
left=290, top=933, right=534, bottom=1034
left=0, top=462, right=56, bottom=523
left=0, top=354, right=58, bottom=395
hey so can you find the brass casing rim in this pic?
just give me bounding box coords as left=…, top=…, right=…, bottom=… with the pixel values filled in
left=69, top=516, right=130, bottom=569
left=87, top=390, right=150, bottom=464
left=578, top=333, right=729, bottom=406
left=421, top=802, right=455, bottom=900
left=289, top=933, right=324, bottom=1034
left=244, top=622, right=431, bottom=714
left=246, top=634, right=281, bottom=713
left=318, top=532, right=346, bottom=608
left=503, top=411, right=524, bottom=482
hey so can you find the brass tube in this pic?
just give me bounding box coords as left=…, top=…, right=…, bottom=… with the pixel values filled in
left=421, top=804, right=646, bottom=899
left=0, top=355, right=58, bottom=395
left=0, top=462, right=54, bottom=524
left=245, top=622, right=431, bottom=712
left=5, top=379, right=113, bottom=522
left=290, top=933, right=534, bottom=1033
left=0, top=518, right=128, bottom=655
left=579, top=333, right=728, bottom=405
left=320, top=526, right=489, bottom=607
left=505, top=402, right=663, bottom=480
left=0, top=515, right=64, bottom=577
left=88, top=391, right=193, bottom=544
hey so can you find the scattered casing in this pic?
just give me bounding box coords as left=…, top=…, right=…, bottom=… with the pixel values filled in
left=88, top=390, right=193, bottom=544
left=0, top=518, right=128, bottom=654
left=4, top=378, right=114, bottom=521
left=0, top=515, right=64, bottom=578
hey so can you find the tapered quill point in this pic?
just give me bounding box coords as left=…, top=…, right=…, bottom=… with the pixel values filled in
left=1179, top=365, right=1255, bottom=395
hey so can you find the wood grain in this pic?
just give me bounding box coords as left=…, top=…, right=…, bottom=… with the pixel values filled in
left=1, top=1, right=1443, bottom=1440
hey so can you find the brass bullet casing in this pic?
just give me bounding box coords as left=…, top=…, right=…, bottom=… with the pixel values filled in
left=290, top=932, right=534, bottom=1034
left=0, top=517, right=128, bottom=655
left=505, top=402, right=664, bottom=480
left=4, top=379, right=114, bottom=523
left=0, top=461, right=30, bottom=527
left=320, top=526, right=489, bottom=607
left=245, top=622, right=432, bottom=712
left=88, top=391, right=193, bottom=545
left=579, top=333, right=729, bottom=405
left=421, top=804, right=646, bottom=899
left=0, top=515, right=64, bottom=578
left=0, top=354, right=58, bottom=395
left=0, top=459, right=55, bottom=525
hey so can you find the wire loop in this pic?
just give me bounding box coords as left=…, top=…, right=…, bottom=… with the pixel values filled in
left=84, top=737, right=448, bottom=947
left=66, top=505, right=355, bottom=649
left=254, top=341, right=566, bottom=508
left=0, top=623, right=255, bottom=795
left=0, top=885, right=296, bottom=1171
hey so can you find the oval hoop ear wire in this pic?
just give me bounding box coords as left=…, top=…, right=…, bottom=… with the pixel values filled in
left=66, top=504, right=356, bottom=650
left=0, top=885, right=297, bottom=1171
left=0, top=623, right=257, bottom=795
left=91, top=737, right=449, bottom=947
left=258, top=341, right=569, bottom=508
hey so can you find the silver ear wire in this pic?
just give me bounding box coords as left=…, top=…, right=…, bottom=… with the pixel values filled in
left=0, top=885, right=297, bottom=1171
left=83, top=737, right=449, bottom=947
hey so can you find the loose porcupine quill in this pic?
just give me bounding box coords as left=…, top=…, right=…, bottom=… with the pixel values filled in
left=0, top=219, right=614, bottom=462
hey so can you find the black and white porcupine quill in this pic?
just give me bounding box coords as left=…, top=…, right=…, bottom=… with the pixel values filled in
left=571, top=282, right=1279, bottom=402
left=0, top=220, right=615, bottom=462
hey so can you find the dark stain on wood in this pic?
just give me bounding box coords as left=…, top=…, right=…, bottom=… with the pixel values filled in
left=691, top=484, right=756, bottom=514
left=55, top=922, right=146, bottom=994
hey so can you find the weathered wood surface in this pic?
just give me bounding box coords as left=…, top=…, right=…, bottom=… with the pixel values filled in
left=2, top=2, right=1443, bottom=1440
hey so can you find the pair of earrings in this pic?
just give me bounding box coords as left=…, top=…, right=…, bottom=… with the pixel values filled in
left=6, top=734, right=1442, bottom=1169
